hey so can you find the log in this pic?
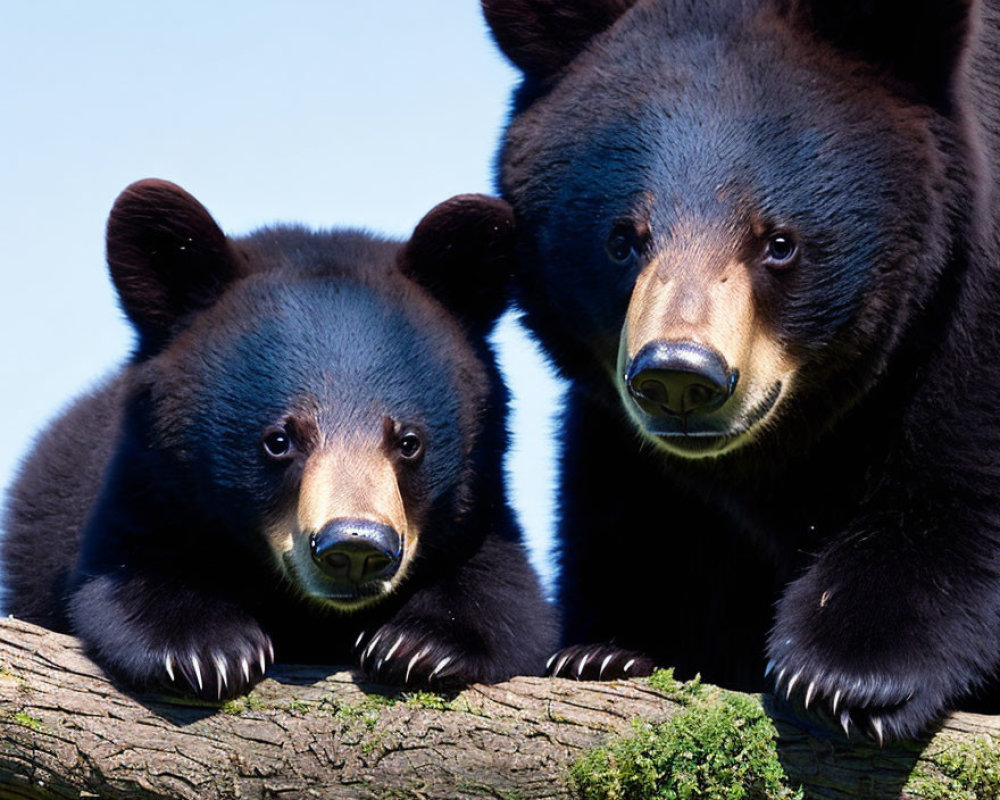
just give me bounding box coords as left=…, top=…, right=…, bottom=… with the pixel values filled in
left=0, top=616, right=997, bottom=800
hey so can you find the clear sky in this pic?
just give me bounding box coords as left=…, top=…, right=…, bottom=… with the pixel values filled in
left=0, top=1, right=563, bottom=596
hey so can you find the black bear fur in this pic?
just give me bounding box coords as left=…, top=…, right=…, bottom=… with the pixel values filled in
left=1, top=180, right=557, bottom=699
left=484, top=0, right=1000, bottom=741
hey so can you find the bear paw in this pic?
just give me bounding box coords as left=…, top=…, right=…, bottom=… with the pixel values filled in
left=766, top=637, right=947, bottom=745
left=546, top=643, right=656, bottom=681
left=354, top=624, right=489, bottom=689
left=69, top=576, right=276, bottom=701
left=161, top=628, right=275, bottom=701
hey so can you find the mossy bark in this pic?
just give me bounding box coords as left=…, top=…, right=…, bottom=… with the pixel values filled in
left=0, top=617, right=997, bottom=800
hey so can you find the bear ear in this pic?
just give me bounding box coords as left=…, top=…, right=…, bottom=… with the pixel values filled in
left=482, top=0, right=635, bottom=78
left=106, top=179, right=245, bottom=356
left=784, top=0, right=974, bottom=109
left=398, top=194, right=516, bottom=329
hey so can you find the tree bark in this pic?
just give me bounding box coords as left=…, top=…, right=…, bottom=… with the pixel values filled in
left=0, top=617, right=997, bottom=800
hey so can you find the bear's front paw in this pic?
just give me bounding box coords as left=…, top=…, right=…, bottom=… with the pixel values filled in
left=766, top=635, right=948, bottom=745
left=546, top=643, right=656, bottom=681
left=161, top=626, right=275, bottom=701
left=69, top=577, right=276, bottom=701
left=354, top=624, right=489, bottom=689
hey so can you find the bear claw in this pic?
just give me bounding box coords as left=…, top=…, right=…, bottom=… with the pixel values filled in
left=804, top=680, right=817, bottom=709
left=159, top=631, right=273, bottom=701
left=764, top=646, right=936, bottom=745
left=429, top=656, right=452, bottom=680
left=545, top=644, right=655, bottom=681
left=405, top=647, right=430, bottom=683
left=190, top=655, right=204, bottom=691
left=355, top=625, right=484, bottom=688
left=871, top=716, right=885, bottom=747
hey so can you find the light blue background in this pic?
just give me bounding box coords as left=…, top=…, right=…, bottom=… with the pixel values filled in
left=0, top=2, right=563, bottom=600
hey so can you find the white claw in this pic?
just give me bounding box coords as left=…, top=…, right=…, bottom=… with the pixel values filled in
left=776, top=667, right=787, bottom=690
left=267, top=640, right=274, bottom=663
left=406, top=647, right=430, bottom=684
left=804, top=681, right=817, bottom=710
left=214, top=655, right=229, bottom=686
left=362, top=631, right=384, bottom=667
left=355, top=630, right=367, bottom=650
left=430, top=656, right=452, bottom=680
left=191, top=655, right=204, bottom=692
left=832, top=689, right=842, bottom=715
left=385, top=634, right=405, bottom=662
left=213, top=654, right=229, bottom=698
left=259, top=649, right=267, bottom=676
left=576, top=652, right=591, bottom=678
left=840, top=710, right=852, bottom=738
left=553, top=654, right=571, bottom=678
left=164, top=653, right=175, bottom=682
left=599, top=654, right=614, bottom=680
left=785, top=670, right=801, bottom=700
left=241, top=658, right=251, bottom=685
left=545, top=652, right=558, bottom=671
left=623, top=658, right=636, bottom=673
left=871, top=717, right=885, bottom=748
left=764, top=659, right=776, bottom=678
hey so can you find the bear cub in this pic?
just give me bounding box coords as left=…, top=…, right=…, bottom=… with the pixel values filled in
left=1, top=179, right=556, bottom=699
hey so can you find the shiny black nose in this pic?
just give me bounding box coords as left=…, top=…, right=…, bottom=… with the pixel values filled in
left=310, top=519, right=401, bottom=584
left=626, top=341, right=737, bottom=418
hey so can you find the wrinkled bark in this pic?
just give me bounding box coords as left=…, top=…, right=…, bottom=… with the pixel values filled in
left=0, top=617, right=996, bottom=800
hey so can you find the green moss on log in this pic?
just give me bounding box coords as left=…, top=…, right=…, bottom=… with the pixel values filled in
left=572, top=670, right=802, bottom=800
left=904, top=735, right=1000, bottom=800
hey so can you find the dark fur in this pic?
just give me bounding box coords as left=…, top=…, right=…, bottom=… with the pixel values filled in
left=485, top=0, right=1000, bottom=740
left=1, top=180, right=556, bottom=699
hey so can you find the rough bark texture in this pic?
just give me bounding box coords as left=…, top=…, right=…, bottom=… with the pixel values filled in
left=0, top=617, right=997, bottom=800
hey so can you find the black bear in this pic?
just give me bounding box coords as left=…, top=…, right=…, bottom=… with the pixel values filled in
left=483, top=0, right=1000, bottom=741
left=1, top=179, right=556, bottom=699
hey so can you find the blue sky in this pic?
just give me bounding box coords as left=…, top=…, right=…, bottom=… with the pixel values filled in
left=0, top=2, right=562, bottom=593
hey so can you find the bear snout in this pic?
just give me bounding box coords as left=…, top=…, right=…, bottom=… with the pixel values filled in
left=309, top=519, right=402, bottom=585
left=625, top=340, right=736, bottom=419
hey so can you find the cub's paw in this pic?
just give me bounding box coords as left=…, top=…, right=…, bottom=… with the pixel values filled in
left=69, top=577, right=276, bottom=701
left=546, top=644, right=656, bottom=681
left=159, top=625, right=275, bottom=701
left=354, top=624, right=491, bottom=689
left=766, top=635, right=949, bottom=745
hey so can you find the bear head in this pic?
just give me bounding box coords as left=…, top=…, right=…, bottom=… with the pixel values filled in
left=484, top=0, right=978, bottom=462
left=100, top=179, right=515, bottom=611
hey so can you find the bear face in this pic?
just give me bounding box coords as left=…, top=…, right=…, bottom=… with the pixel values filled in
left=3, top=180, right=556, bottom=699
left=489, top=0, right=963, bottom=461
left=129, top=249, right=480, bottom=611
left=485, top=0, right=1000, bottom=742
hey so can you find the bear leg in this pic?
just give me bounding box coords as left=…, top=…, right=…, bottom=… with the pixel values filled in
left=69, top=573, right=274, bottom=700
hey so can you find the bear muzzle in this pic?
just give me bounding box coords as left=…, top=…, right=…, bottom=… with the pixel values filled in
left=625, top=340, right=738, bottom=419
left=271, top=441, right=419, bottom=608
left=616, top=252, right=795, bottom=456
left=309, top=518, right=402, bottom=586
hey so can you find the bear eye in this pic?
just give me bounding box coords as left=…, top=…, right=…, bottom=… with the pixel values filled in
left=606, top=223, right=644, bottom=266
left=397, top=429, right=424, bottom=462
left=764, top=234, right=798, bottom=268
left=262, top=426, right=294, bottom=460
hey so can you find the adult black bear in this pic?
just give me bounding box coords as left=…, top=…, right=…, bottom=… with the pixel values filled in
left=1, top=179, right=556, bottom=699
left=484, top=0, right=1000, bottom=741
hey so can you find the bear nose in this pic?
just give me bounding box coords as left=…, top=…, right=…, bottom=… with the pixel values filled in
left=310, top=519, right=402, bottom=584
left=626, top=341, right=737, bottom=418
